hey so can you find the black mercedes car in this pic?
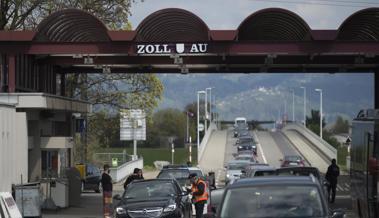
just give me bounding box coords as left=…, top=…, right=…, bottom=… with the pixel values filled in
left=113, top=179, right=192, bottom=218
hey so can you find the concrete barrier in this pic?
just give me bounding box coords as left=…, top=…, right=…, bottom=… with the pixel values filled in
left=110, top=158, right=143, bottom=183
left=198, top=122, right=217, bottom=162
left=283, top=123, right=337, bottom=161
left=153, top=161, right=170, bottom=170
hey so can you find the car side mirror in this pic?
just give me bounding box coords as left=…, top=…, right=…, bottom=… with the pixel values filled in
left=331, top=209, right=345, bottom=218
left=113, top=194, right=122, bottom=201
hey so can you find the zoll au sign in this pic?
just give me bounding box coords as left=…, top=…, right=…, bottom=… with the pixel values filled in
left=136, top=43, right=208, bottom=54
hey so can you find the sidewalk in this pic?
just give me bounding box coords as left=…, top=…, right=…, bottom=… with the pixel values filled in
left=43, top=169, right=159, bottom=218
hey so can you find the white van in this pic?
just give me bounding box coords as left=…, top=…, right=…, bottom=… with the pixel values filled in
left=234, top=117, right=247, bottom=127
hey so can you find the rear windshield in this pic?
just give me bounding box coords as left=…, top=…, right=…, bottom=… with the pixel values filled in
left=157, top=169, right=190, bottom=179
left=221, top=185, right=325, bottom=218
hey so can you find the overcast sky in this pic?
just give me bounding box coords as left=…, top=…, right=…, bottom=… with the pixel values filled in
left=128, top=0, right=378, bottom=30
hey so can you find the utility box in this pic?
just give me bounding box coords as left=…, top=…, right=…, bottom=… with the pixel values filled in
left=14, top=184, right=41, bottom=217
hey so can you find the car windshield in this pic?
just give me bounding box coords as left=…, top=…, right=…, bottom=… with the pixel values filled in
left=239, top=138, right=254, bottom=143
left=228, top=163, right=249, bottom=170
left=124, top=181, right=176, bottom=200
left=220, top=185, right=325, bottom=218
left=236, top=156, right=251, bottom=161
left=254, top=171, right=276, bottom=177
left=285, top=156, right=301, bottom=162
left=157, top=169, right=190, bottom=179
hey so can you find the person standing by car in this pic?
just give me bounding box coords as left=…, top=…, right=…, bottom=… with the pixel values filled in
left=188, top=173, right=209, bottom=218
left=325, top=159, right=340, bottom=203
left=101, top=164, right=113, bottom=218
left=123, top=168, right=144, bottom=190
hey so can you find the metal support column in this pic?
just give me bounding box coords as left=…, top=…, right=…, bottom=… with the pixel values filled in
left=375, top=72, right=379, bottom=109
left=8, top=55, right=16, bottom=92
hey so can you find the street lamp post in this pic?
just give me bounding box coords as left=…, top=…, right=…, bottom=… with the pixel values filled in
left=204, top=90, right=208, bottom=134
left=300, top=86, right=306, bottom=126
left=197, top=90, right=206, bottom=162
left=292, top=89, right=295, bottom=122
left=315, top=88, right=323, bottom=139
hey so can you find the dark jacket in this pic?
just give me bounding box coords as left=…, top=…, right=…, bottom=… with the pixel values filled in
left=325, top=163, right=340, bottom=184
left=124, top=174, right=144, bottom=189
left=101, top=173, right=113, bottom=192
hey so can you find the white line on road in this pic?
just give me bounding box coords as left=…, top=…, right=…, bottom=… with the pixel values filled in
left=253, top=131, right=267, bottom=164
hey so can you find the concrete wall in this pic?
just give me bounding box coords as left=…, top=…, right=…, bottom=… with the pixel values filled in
left=110, top=158, right=144, bottom=183
left=0, top=104, right=28, bottom=193
left=283, top=123, right=337, bottom=161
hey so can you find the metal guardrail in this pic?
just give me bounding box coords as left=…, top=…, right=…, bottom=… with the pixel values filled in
left=283, top=123, right=337, bottom=161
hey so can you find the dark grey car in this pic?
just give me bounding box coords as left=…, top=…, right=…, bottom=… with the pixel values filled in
left=207, top=176, right=344, bottom=218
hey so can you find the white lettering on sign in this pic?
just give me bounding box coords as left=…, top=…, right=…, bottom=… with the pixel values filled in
left=136, top=43, right=208, bottom=54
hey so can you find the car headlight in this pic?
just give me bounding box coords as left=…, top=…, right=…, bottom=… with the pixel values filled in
left=116, top=207, right=127, bottom=215
left=226, top=174, right=230, bottom=178
left=252, top=145, right=257, bottom=148
left=238, top=146, right=242, bottom=149
left=163, top=204, right=177, bottom=212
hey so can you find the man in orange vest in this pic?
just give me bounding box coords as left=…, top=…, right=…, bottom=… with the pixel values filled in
left=188, top=173, right=209, bottom=218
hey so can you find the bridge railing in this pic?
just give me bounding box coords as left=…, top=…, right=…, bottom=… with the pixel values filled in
left=198, top=122, right=217, bottom=162
left=283, top=123, right=337, bottom=161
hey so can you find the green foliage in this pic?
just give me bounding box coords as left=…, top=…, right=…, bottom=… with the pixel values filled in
left=331, top=116, right=350, bottom=134
left=144, top=108, right=189, bottom=148
left=323, top=133, right=341, bottom=149
left=337, top=146, right=348, bottom=166
left=88, top=111, right=121, bottom=148
left=0, top=0, right=137, bottom=30
left=67, top=74, right=163, bottom=114
left=306, top=109, right=326, bottom=136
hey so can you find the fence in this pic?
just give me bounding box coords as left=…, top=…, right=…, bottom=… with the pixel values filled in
left=93, top=150, right=132, bottom=167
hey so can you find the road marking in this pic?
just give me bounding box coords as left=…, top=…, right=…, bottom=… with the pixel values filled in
left=337, top=184, right=346, bottom=192
left=253, top=131, right=267, bottom=164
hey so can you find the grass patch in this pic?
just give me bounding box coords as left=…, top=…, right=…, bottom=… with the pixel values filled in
left=96, top=147, right=198, bottom=167
left=337, top=146, right=348, bottom=166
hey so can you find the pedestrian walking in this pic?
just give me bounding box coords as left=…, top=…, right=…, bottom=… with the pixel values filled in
left=188, top=173, right=209, bottom=218
left=101, top=164, right=113, bottom=218
left=325, top=159, right=340, bottom=203
left=124, top=168, right=144, bottom=190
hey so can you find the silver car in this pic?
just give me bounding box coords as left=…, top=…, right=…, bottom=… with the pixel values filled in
left=225, top=160, right=251, bottom=184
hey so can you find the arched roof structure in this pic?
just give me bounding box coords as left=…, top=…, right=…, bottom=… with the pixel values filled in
left=135, top=8, right=209, bottom=42
left=237, top=8, right=312, bottom=41
left=34, top=9, right=110, bottom=42
left=337, top=8, right=379, bottom=41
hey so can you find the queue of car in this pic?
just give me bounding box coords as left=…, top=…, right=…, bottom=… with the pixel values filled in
left=209, top=117, right=345, bottom=218
left=111, top=117, right=344, bottom=218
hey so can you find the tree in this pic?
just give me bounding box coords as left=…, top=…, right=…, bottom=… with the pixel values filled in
left=331, top=116, right=350, bottom=134
left=66, top=73, right=163, bottom=114
left=306, top=109, right=325, bottom=137
left=145, top=108, right=187, bottom=148
left=0, top=0, right=136, bottom=30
